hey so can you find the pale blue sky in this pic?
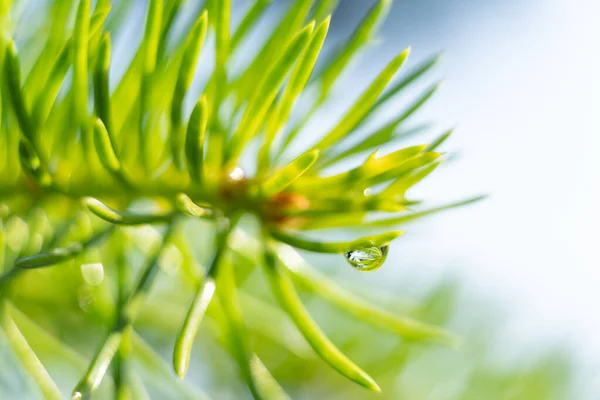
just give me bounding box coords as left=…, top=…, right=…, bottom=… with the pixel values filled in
left=358, top=0, right=599, bottom=393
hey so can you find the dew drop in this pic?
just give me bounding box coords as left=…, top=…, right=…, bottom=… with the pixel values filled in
left=229, top=167, right=245, bottom=181
left=344, top=245, right=389, bottom=271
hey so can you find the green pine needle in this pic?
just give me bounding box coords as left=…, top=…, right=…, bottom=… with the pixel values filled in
left=0, top=1, right=486, bottom=398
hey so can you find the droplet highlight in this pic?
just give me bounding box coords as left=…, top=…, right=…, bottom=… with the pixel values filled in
left=344, top=245, right=389, bottom=271
left=228, top=167, right=245, bottom=181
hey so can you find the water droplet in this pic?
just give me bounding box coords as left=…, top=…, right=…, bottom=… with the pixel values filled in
left=344, top=245, right=389, bottom=271
left=229, top=167, right=245, bottom=181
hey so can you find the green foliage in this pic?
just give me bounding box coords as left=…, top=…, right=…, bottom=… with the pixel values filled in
left=0, top=0, right=556, bottom=399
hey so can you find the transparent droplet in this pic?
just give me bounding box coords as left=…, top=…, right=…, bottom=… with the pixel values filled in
left=344, top=245, right=389, bottom=271
left=229, top=167, right=245, bottom=181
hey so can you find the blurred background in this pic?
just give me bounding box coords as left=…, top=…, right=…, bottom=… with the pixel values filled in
left=257, top=0, right=600, bottom=397
left=1, top=0, right=599, bottom=398
left=319, top=0, right=600, bottom=397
